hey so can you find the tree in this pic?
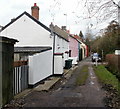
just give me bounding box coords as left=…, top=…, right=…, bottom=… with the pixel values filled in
left=79, top=31, right=84, bottom=38
left=84, top=26, right=94, bottom=53
left=83, top=0, right=120, bottom=23
left=91, top=20, right=120, bottom=57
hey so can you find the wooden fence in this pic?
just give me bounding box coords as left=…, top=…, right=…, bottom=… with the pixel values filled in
left=13, top=61, right=28, bottom=95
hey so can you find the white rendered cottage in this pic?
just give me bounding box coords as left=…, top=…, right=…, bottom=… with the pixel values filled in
left=0, top=11, right=53, bottom=87
left=0, top=4, right=69, bottom=87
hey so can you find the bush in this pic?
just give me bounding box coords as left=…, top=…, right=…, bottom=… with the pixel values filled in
left=106, top=54, right=120, bottom=81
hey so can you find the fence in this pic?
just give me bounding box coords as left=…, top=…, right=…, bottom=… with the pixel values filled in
left=13, top=61, right=28, bottom=95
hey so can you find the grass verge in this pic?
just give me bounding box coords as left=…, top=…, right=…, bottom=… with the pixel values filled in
left=93, top=65, right=120, bottom=108
left=93, top=65, right=120, bottom=93
left=76, top=65, right=89, bottom=86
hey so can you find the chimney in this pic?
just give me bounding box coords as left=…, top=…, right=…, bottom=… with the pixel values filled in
left=61, top=26, right=66, bottom=31
left=31, top=3, right=39, bottom=20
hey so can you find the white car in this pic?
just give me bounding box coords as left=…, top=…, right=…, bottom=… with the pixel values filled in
left=92, top=53, right=101, bottom=62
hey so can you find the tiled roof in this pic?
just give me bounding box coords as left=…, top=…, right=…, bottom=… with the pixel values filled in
left=50, top=23, right=69, bottom=41
left=54, top=25, right=69, bottom=41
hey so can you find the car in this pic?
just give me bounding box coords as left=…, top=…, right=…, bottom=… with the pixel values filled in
left=92, top=53, right=101, bottom=62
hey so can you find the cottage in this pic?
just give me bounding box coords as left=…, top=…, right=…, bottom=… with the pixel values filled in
left=49, top=23, right=69, bottom=73
left=69, top=34, right=80, bottom=65
left=74, top=34, right=87, bottom=60
left=0, top=9, right=54, bottom=86
left=0, top=3, right=68, bottom=89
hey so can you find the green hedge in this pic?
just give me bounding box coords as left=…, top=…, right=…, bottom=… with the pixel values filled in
left=106, top=54, right=120, bottom=81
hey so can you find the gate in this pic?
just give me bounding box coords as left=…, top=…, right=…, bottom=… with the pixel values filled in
left=13, top=61, right=28, bottom=95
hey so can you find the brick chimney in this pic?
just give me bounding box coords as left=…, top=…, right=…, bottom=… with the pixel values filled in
left=61, top=26, right=66, bottom=31
left=31, top=3, right=39, bottom=20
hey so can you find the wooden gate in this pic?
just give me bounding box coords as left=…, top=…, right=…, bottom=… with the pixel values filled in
left=13, top=61, right=28, bottom=95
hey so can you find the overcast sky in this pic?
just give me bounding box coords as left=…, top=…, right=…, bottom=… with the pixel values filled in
left=0, top=0, right=119, bottom=36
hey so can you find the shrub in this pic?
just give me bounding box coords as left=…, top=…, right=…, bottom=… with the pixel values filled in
left=106, top=54, right=120, bottom=81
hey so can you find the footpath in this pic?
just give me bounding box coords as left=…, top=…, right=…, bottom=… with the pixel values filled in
left=4, top=57, right=106, bottom=108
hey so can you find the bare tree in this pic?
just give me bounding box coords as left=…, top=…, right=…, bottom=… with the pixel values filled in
left=83, top=0, right=120, bottom=23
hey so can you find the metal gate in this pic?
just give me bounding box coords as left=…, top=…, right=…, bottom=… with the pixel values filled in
left=13, top=65, right=28, bottom=95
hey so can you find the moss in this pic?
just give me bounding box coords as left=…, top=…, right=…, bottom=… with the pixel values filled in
left=76, top=65, right=89, bottom=86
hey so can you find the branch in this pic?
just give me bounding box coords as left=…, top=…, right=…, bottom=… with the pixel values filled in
left=111, top=0, right=120, bottom=8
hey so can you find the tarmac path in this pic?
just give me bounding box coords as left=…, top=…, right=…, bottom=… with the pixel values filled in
left=24, top=57, right=106, bottom=108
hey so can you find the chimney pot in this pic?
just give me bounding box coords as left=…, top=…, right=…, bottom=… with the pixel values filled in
left=34, top=3, right=37, bottom=6
left=61, top=26, right=66, bottom=31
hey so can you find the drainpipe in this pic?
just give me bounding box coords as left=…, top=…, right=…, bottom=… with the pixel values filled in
left=52, top=33, right=55, bottom=75
left=50, top=23, right=55, bottom=75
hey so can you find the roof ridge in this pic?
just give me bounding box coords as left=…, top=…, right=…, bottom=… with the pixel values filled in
left=1, top=11, right=51, bottom=32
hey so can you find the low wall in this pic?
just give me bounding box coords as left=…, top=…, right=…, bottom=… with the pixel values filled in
left=29, top=50, right=53, bottom=86
left=54, top=54, right=64, bottom=75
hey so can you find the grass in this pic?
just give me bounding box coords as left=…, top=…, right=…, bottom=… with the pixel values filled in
left=76, top=65, right=89, bottom=86
left=93, top=65, right=120, bottom=93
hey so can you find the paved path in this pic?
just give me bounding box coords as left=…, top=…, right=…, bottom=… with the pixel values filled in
left=23, top=57, right=106, bottom=107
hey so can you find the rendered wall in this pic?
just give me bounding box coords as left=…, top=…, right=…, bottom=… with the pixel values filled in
left=1, top=15, right=53, bottom=47
left=69, top=36, right=78, bottom=57
left=54, top=36, right=69, bottom=67
left=29, top=50, right=53, bottom=85
left=54, top=55, right=63, bottom=74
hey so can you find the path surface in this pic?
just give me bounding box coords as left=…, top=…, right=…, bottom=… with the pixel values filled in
left=23, top=57, right=105, bottom=107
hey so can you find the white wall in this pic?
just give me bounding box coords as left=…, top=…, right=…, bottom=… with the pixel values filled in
left=54, top=55, right=63, bottom=74
left=29, top=50, right=53, bottom=85
left=1, top=15, right=53, bottom=47
left=54, top=35, right=69, bottom=67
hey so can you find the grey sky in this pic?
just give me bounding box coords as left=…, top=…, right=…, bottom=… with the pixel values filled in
left=0, top=0, right=119, bottom=36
